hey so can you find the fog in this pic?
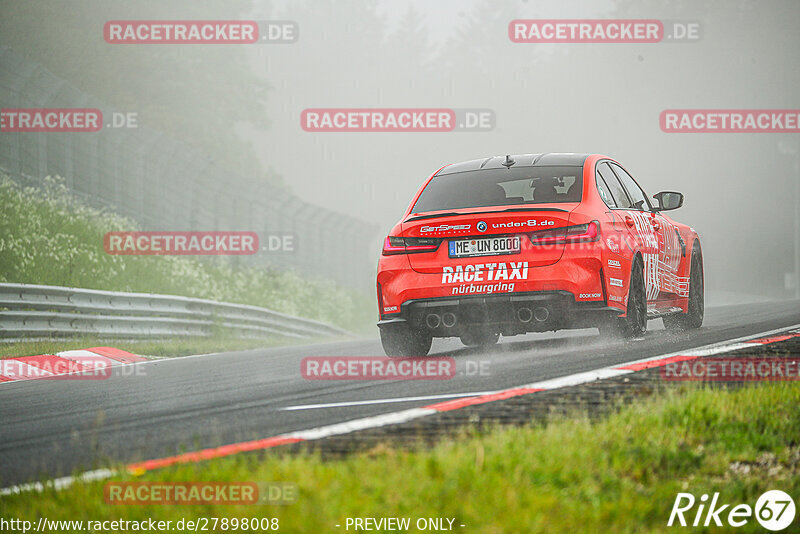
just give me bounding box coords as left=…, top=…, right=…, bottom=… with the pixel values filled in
left=1, top=0, right=798, bottom=303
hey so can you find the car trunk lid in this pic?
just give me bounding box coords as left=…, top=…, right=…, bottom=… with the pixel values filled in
left=401, top=205, right=577, bottom=274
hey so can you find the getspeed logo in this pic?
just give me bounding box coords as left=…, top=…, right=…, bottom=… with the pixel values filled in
left=477, top=221, right=487, bottom=232
left=420, top=224, right=470, bottom=233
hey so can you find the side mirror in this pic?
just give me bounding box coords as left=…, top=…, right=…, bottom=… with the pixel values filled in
left=653, top=191, right=684, bottom=211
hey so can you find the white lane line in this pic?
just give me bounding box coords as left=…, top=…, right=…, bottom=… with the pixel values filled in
left=522, top=368, right=634, bottom=390
left=680, top=343, right=753, bottom=356
left=281, top=391, right=498, bottom=411
left=605, top=323, right=800, bottom=370
left=0, top=468, right=115, bottom=497
left=286, top=407, right=437, bottom=441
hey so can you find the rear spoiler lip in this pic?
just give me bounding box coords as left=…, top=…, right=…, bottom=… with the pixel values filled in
left=404, top=206, right=570, bottom=223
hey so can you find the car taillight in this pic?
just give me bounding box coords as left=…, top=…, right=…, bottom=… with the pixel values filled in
left=383, top=236, right=406, bottom=255
left=529, top=221, right=600, bottom=245
left=382, top=236, right=442, bottom=255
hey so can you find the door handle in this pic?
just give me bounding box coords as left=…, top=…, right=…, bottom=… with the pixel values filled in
left=651, top=220, right=661, bottom=230
left=624, top=215, right=635, bottom=228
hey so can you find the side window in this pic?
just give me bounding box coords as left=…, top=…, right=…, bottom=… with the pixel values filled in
left=597, top=162, right=631, bottom=209
left=595, top=170, right=616, bottom=208
left=610, top=163, right=650, bottom=211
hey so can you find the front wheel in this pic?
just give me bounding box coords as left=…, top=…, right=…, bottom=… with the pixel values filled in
left=664, top=245, right=704, bottom=331
left=380, top=323, right=432, bottom=357
left=600, top=258, right=647, bottom=339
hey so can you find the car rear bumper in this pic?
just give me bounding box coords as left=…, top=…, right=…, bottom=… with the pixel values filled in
left=377, top=249, right=626, bottom=333
left=378, top=290, right=621, bottom=337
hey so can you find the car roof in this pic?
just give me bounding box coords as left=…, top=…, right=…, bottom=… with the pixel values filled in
left=435, top=153, right=591, bottom=175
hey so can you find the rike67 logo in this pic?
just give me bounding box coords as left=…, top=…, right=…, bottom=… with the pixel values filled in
left=669, top=490, right=796, bottom=531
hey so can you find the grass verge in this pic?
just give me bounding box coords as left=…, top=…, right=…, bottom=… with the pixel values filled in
left=1, top=383, right=797, bottom=533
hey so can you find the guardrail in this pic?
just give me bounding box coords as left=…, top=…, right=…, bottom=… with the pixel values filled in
left=0, top=283, right=351, bottom=340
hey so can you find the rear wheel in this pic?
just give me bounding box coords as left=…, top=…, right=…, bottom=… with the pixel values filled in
left=460, top=329, right=500, bottom=348
left=380, top=323, right=432, bottom=357
left=600, top=258, right=647, bottom=339
left=664, top=245, right=704, bottom=331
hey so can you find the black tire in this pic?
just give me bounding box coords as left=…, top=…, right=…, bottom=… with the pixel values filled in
left=600, top=258, right=647, bottom=339
left=380, top=323, right=432, bottom=357
left=664, top=245, right=704, bottom=331
left=460, top=329, right=500, bottom=348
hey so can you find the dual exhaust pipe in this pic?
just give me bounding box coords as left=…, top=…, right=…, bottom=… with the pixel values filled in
left=425, top=306, right=550, bottom=329
left=516, top=306, right=550, bottom=323
left=426, top=312, right=457, bottom=329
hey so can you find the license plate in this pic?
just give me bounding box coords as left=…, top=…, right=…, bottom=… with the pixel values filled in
left=448, top=236, right=521, bottom=258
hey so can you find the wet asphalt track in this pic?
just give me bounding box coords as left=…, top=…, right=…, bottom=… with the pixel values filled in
left=1, top=300, right=798, bottom=487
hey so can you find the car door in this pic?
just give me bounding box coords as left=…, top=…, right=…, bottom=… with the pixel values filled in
left=596, top=163, right=655, bottom=302
left=595, top=162, right=633, bottom=306
left=609, top=162, right=679, bottom=302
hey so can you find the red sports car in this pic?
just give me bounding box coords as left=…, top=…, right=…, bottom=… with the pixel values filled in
left=376, top=153, right=703, bottom=356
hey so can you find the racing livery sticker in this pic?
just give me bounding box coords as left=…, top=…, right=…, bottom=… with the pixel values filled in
left=420, top=224, right=470, bottom=234
left=443, top=262, right=529, bottom=295
left=622, top=211, right=690, bottom=299
left=491, top=219, right=556, bottom=229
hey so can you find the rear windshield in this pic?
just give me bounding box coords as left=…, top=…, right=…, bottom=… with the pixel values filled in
left=411, top=166, right=583, bottom=213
